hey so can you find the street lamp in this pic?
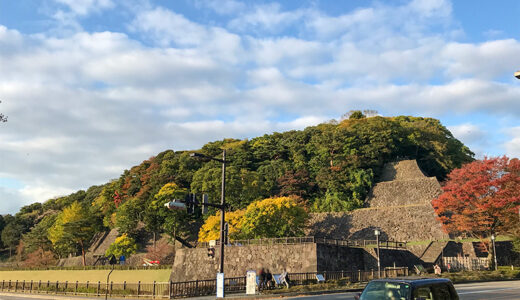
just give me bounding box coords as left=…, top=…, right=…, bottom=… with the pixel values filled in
left=515, top=70, right=520, bottom=79
left=374, top=229, right=381, bottom=278
left=491, top=234, right=498, bottom=271
left=190, top=150, right=228, bottom=297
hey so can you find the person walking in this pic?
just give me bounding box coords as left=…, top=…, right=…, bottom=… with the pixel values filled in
left=266, top=269, right=273, bottom=289
left=280, top=269, right=290, bottom=288
left=258, top=268, right=266, bottom=291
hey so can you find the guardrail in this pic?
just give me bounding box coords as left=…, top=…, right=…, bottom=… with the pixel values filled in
left=0, top=267, right=408, bottom=299
left=198, top=236, right=407, bottom=249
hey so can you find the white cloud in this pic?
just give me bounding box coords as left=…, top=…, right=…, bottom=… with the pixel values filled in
left=441, top=39, right=520, bottom=79
left=505, top=127, right=520, bottom=158
left=228, top=3, right=305, bottom=33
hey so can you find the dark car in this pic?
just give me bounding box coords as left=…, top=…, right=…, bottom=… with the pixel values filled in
left=354, top=278, right=459, bottom=300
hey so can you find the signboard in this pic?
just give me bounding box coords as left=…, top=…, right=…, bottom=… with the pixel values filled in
left=216, top=273, right=224, bottom=298
left=246, top=270, right=257, bottom=295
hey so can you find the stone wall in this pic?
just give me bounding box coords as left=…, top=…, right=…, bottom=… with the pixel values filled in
left=307, top=160, right=448, bottom=242
left=316, top=244, right=365, bottom=272
left=363, top=248, right=423, bottom=270
left=367, top=178, right=441, bottom=207
left=307, top=205, right=448, bottom=241
left=379, top=160, right=427, bottom=182
left=170, top=243, right=318, bottom=281
left=170, top=242, right=428, bottom=281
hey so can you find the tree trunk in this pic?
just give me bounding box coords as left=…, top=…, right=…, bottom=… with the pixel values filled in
left=80, top=241, right=86, bottom=266
left=153, top=232, right=156, bottom=250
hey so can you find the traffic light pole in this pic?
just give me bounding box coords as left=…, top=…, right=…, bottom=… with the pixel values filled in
left=188, top=150, right=228, bottom=274
left=219, top=149, right=226, bottom=274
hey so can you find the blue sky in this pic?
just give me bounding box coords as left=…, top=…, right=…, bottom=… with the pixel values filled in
left=0, top=0, right=519, bottom=214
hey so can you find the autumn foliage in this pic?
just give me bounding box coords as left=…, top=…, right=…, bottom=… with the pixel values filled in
left=198, top=196, right=308, bottom=242
left=198, top=209, right=246, bottom=242
left=432, top=156, right=520, bottom=239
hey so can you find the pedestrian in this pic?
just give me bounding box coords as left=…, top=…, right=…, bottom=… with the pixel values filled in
left=266, top=269, right=273, bottom=289
left=280, top=269, right=290, bottom=288
left=258, top=268, right=266, bottom=290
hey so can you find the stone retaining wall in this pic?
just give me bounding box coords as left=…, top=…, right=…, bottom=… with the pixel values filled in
left=170, top=243, right=427, bottom=281
left=170, top=243, right=318, bottom=281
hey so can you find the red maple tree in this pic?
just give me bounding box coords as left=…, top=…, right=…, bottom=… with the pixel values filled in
left=432, top=156, right=520, bottom=242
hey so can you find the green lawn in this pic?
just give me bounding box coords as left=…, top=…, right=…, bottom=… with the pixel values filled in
left=0, top=268, right=172, bottom=283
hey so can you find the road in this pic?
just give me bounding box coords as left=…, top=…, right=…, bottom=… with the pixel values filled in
left=0, top=281, right=519, bottom=299
left=281, top=280, right=520, bottom=299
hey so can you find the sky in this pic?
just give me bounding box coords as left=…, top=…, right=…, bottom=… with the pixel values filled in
left=0, top=0, right=519, bottom=214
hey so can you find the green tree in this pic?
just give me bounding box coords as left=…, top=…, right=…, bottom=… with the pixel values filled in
left=1, top=219, right=23, bottom=257
left=48, top=202, right=95, bottom=265
left=22, top=214, right=57, bottom=255
left=115, top=198, right=141, bottom=235
left=105, top=233, right=137, bottom=258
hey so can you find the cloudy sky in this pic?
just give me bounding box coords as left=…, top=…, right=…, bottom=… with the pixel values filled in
left=0, top=0, right=519, bottom=214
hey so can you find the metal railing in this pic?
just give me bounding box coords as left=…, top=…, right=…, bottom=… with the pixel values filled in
left=0, top=267, right=408, bottom=299
left=198, top=236, right=407, bottom=249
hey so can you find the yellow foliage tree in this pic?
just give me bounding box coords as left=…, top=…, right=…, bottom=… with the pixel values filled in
left=198, top=196, right=309, bottom=242
left=198, top=209, right=245, bottom=242
left=48, top=202, right=94, bottom=266
left=241, top=196, right=308, bottom=239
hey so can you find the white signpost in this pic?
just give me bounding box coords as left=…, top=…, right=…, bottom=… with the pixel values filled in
left=246, top=271, right=257, bottom=295
left=216, top=273, right=225, bottom=298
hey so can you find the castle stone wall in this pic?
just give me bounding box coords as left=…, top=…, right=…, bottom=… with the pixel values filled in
left=307, top=160, right=448, bottom=242
left=170, top=243, right=318, bottom=281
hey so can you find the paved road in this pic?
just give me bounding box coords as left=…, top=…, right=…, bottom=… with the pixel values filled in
left=282, top=280, right=520, bottom=299
left=0, top=280, right=519, bottom=299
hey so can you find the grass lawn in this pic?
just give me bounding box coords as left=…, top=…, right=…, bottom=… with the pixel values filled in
left=0, top=268, right=172, bottom=283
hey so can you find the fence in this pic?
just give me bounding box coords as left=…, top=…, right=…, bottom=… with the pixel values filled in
left=442, top=257, right=489, bottom=271
left=198, top=236, right=407, bottom=250
left=0, top=264, right=171, bottom=272
left=0, top=279, right=170, bottom=298
left=0, top=267, right=408, bottom=299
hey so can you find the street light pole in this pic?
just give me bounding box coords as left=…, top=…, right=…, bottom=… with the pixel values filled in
left=374, top=229, right=381, bottom=278
left=491, top=234, right=497, bottom=271
left=189, top=150, right=228, bottom=297
left=219, top=149, right=226, bottom=274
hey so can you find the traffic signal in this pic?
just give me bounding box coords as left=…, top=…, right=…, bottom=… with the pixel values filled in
left=165, top=193, right=208, bottom=215
left=185, top=193, right=195, bottom=214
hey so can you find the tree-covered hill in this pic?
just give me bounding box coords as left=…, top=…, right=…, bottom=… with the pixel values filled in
left=0, top=113, right=474, bottom=264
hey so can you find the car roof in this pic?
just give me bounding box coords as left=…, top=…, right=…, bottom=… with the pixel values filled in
left=369, top=278, right=452, bottom=287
